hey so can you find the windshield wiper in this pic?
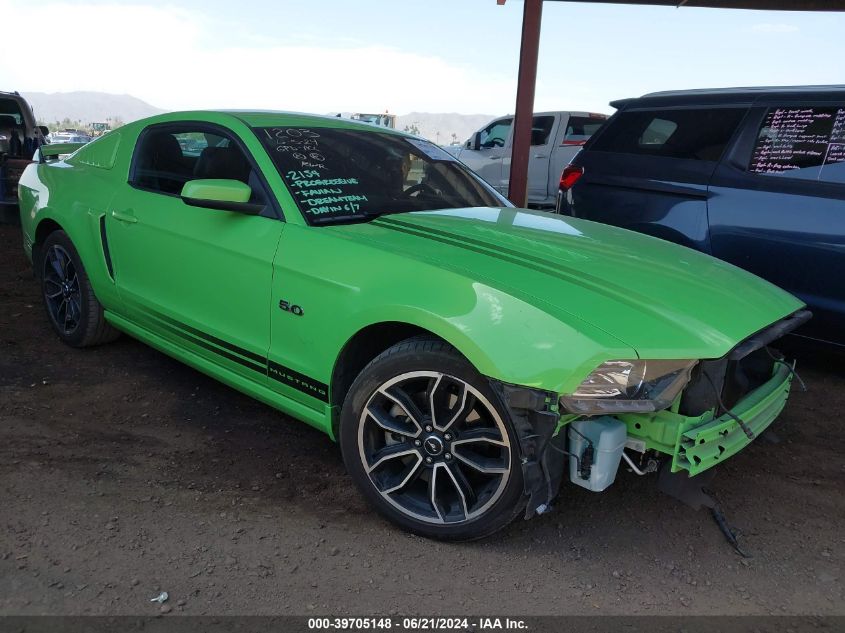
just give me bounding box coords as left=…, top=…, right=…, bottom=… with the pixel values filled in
left=309, top=208, right=415, bottom=226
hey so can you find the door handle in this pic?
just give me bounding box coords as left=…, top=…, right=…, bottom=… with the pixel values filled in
left=533, top=154, right=548, bottom=159
left=111, top=209, right=137, bottom=224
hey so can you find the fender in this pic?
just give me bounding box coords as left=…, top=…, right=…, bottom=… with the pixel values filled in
left=338, top=295, right=633, bottom=395
left=20, top=161, right=121, bottom=310
left=271, top=223, right=636, bottom=401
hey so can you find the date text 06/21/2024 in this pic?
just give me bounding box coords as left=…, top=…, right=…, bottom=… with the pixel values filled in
left=307, top=617, right=528, bottom=630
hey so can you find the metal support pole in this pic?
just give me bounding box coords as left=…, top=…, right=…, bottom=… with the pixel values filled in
left=507, top=0, right=543, bottom=207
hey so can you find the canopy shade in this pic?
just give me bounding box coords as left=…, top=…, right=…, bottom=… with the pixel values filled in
left=548, top=1, right=845, bottom=9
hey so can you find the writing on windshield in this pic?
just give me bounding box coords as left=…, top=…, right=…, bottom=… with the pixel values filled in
left=255, top=126, right=503, bottom=224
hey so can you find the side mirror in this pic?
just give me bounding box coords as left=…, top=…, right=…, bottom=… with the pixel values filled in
left=180, top=179, right=263, bottom=215
left=470, top=132, right=481, bottom=151
left=38, top=126, right=50, bottom=138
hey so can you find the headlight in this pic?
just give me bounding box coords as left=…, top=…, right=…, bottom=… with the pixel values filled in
left=560, top=359, right=698, bottom=414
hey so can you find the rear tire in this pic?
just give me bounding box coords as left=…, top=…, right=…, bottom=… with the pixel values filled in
left=340, top=337, right=524, bottom=540
left=38, top=230, right=119, bottom=347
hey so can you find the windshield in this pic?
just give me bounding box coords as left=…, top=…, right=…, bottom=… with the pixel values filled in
left=255, top=126, right=508, bottom=225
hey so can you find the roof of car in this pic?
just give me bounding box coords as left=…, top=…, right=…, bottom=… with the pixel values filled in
left=227, top=110, right=409, bottom=131
left=136, top=109, right=414, bottom=136
left=611, top=85, right=845, bottom=109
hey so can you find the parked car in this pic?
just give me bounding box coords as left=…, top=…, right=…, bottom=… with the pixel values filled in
left=557, top=85, right=845, bottom=346
left=19, top=111, right=807, bottom=540
left=0, top=91, right=48, bottom=214
left=349, top=112, right=396, bottom=129
left=446, top=111, right=607, bottom=207
left=49, top=130, right=92, bottom=144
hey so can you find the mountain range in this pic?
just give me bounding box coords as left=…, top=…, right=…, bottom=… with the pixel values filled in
left=23, top=91, right=495, bottom=144
left=395, top=112, right=495, bottom=145
left=24, top=91, right=165, bottom=126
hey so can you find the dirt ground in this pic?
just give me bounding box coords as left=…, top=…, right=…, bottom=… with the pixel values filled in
left=0, top=222, right=842, bottom=617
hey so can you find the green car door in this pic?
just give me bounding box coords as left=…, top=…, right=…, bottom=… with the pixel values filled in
left=107, top=122, right=283, bottom=383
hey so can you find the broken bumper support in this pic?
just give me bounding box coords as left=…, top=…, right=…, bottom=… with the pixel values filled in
left=620, top=362, right=794, bottom=477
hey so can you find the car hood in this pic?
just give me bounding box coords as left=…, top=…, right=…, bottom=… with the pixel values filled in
left=337, top=207, right=805, bottom=359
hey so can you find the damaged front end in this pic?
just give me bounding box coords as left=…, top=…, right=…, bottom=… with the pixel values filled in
left=493, top=310, right=811, bottom=519
left=619, top=349, right=796, bottom=477
left=489, top=381, right=567, bottom=520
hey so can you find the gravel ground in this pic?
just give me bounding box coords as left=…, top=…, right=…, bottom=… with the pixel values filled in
left=0, top=223, right=843, bottom=617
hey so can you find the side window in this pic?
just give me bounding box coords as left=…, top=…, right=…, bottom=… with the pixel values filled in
left=175, top=132, right=211, bottom=157
left=749, top=106, right=845, bottom=184
left=131, top=126, right=268, bottom=209
left=479, top=118, right=512, bottom=149
left=563, top=115, right=607, bottom=146
left=530, top=115, right=555, bottom=146
left=639, top=118, right=677, bottom=146
left=590, top=108, right=747, bottom=161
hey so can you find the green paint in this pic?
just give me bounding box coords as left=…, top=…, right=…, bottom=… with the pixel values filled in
left=618, top=363, right=793, bottom=475
left=18, top=110, right=804, bottom=465
left=181, top=179, right=252, bottom=204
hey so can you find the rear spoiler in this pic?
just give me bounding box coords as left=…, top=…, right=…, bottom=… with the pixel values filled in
left=609, top=98, right=634, bottom=110
left=37, top=142, right=87, bottom=163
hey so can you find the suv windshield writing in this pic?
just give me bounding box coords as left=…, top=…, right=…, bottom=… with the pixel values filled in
left=749, top=106, right=845, bottom=182
left=256, top=126, right=504, bottom=225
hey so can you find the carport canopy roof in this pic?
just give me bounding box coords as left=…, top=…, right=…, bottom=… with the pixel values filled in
left=545, top=0, right=840, bottom=9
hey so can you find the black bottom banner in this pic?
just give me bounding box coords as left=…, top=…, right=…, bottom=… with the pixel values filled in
left=0, top=616, right=842, bottom=633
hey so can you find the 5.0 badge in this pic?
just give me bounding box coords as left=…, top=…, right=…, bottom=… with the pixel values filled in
left=278, top=299, right=304, bottom=316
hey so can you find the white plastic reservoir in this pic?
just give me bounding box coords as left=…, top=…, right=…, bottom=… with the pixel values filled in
left=568, top=417, right=627, bottom=492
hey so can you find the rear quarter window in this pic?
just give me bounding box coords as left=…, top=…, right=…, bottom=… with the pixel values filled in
left=590, top=108, right=747, bottom=161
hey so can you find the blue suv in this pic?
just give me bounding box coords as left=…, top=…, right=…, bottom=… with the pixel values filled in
left=558, top=86, right=845, bottom=346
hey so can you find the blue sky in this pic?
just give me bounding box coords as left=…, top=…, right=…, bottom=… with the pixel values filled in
left=3, top=0, right=844, bottom=115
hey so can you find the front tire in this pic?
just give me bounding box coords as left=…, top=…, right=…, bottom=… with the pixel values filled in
left=340, top=337, right=524, bottom=540
left=39, top=230, right=119, bottom=347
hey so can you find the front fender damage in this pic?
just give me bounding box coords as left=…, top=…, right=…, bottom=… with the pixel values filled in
left=489, top=379, right=566, bottom=520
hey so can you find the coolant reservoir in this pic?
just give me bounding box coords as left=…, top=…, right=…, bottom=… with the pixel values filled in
left=568, top=417, right=627, bottom=492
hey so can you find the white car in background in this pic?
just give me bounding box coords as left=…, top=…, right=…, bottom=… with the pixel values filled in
left=446, top=111, right=608, bottom=208
left=49, top=130, right=92, bottom=144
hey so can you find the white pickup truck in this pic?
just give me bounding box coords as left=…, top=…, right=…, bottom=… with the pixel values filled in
left=445, top=111, right=607, bottom=208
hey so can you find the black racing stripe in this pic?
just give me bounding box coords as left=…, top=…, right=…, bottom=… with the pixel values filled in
left=268, top=361, right=329, bottom=402
left=140, top=307, right=265, bottom=365
left=377, top=216, right=564, bottom=275
left=379, top=216, right=663, bottom=302
left=140, top=312, right=266, bottom=374
left=134, top=306, right=329, bottom=402
left=373, top=217, right=551, bottom=278
left=376, top=216, right=704, bottom=318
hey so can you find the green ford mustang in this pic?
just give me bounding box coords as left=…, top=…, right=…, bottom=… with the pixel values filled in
left=18, top=111, right=809, bottom=540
